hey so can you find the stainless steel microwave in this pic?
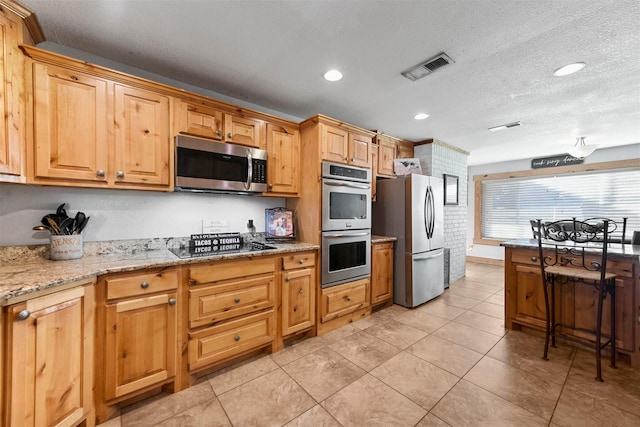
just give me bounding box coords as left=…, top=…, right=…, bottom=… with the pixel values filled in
left=175, top=135, right=267, bottom=194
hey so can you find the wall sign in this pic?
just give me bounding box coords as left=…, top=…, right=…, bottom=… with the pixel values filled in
left=531, top=154, right=584, bottom=169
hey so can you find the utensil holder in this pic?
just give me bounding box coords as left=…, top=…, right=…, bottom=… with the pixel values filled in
left=50, top=234, right=83, bottom=260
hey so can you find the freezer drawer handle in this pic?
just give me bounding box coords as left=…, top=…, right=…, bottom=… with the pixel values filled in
left=413, top=252, right=442, bottom=261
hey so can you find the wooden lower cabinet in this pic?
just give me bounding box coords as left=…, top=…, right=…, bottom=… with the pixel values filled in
left=280, top=251, right=316, bottom=337
left=318, top=277, right=371, bottom=335
left=4, top=280, right=95, bottom=427
left=95, top=268, right=178, bottom=423
left=186, top=257, right=277, bottom=373
left=505, top=246, right=637, bottom=356
left=371, top=241, right=394, bottom=307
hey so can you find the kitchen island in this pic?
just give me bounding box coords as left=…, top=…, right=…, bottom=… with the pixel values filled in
left=502, top=239, right=640, bottom=367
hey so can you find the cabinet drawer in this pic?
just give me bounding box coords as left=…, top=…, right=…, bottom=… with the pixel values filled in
left=189, top=275, right=275, bottom=328
left=106, top=269, right=177, bottom=300
left=188, top=310, right=275, bottom=371
left=282, top=251, right=316, bottom=270
left=188, top=257, right=275, bottom=285
left=321, top=278, right=370, bottom=323
left=511, top=249, right=542, bottom=266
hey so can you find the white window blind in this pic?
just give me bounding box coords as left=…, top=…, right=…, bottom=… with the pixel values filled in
left=481, top=168, right=640, bottom=240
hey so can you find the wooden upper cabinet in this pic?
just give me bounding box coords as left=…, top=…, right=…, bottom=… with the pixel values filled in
left=396, top=139, right=414, bottom=159
left=31, top=62, right=109, bottom=183
left=176, top=100, right=263, bottom=148
left=0, top=8, right=25, bottom=182
left=376, top=135, right=397, bottom=177
left=265, top=122, right=299, bottom=196
left=348, top=133, right=372, bottom=168
left=114, top=84, right=170, bottom=187
left=322, top=124, right=349, bottom=164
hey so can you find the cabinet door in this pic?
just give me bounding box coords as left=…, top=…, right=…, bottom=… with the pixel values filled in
left=178, top=101, right=224, bottom=140
left=396, top=140, right=414, bottom=159
left=265, top=123, right=299, bottom=195
left=32, top=63, right=109, bottom=183
left=104, top=292, right=176, bottom=400
left=282, top=266, right=316, bottom=336
left=322, top=124, right=348, bottom=164
left=0, top=10, right=23, bottom=179
left=377, top=137, right=396, bottom=177
left=348, top=133, right=371, bottom=168
left=6, top=285, right=94, bottom=427
left=114, top=84, right=170, bottom=187
left=320, top=278, right=370, bottom=323
left=224, top=114, right=262, bottom=148
left=514, top=265, right=546, bottom=326
left=371, top=242, right=393, bottom=305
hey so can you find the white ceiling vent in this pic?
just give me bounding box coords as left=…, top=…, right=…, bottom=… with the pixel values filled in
left=401, top=52, right=454, bottom=81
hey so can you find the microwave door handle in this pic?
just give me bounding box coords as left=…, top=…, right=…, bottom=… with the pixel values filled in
left=323, top=232, right=370, bottom=238
left=323, top=180, right=371, bottom=190
left=245, top=149, right=253, bottom=190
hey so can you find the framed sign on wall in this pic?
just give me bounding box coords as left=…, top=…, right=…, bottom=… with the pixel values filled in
left=444, top=174, right=459, bottom=205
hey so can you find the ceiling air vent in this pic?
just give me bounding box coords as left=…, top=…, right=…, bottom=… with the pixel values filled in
left=401, top=52, right=454, bottom=81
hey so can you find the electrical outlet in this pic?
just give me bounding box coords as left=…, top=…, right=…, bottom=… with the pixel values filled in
left=202, top=219, right=228, bottom=234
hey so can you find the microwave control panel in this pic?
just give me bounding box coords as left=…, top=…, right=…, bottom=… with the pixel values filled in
left=253, top=159, right=267, bottom=183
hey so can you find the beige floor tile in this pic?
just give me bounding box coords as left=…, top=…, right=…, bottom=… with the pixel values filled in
left=394, top=308, right=450, bottom=333
left=321, top=374, right=427, bottom=427
left=447, top=286, right=495, bottom=301
left=415, top=413, right=452, bottom=426
left=450, top=278, right=503, bottom=293
left=271, top=335, right=329, bottom=366
left=97, top=416, right=121, bottom=427
left=552, top=386, right=640, bottom=427
left=217, top=368, right=315, bottom=426
left=407, top=335, right=483, bottom=377
left=469, top=301, right=504, bottom=319
left=351, top=310, right=391, bottom=330
left=370, top=351, right=459, bottom=410
left=281, top=347, right=366, bottom=401
left=283, top=405, right=342, bottom=427
left=153, top=398, right=231, bottom=427
left=329, top=330, right=401, bottom=371
left=121, top=380, right=215, bottom=427
left=464, top=356, right=563, bottom=420
left=320, top=323, right=359, bottom=343
left=374, top=304, right=411, bottom=318
left=437, top=292, right=482, bottom=310
left=207, top=354, right=278, bottom=395
left=363, top=318, right=428, bottom=349
left=486, top=330, right=574, bottom=386
left=431, top=380, right=548, bottom=427
left=416, top=300, right=465, bottom=320
left=484, top=293, right=505, bottom=306
left=453, top=310, right=507, bottom=337
left=432, top=321, right=502, bottom=354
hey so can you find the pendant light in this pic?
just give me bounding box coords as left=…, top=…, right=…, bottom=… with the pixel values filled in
left=567, top=137, right=598, bottom=158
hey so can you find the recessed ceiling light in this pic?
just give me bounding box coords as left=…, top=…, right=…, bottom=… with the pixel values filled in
left=323, top=69, right=343, bottom=81
left=488, top=121, right=522, bottom=132
left=553, top=62, right=585, bottom=77
left=414, top=113, right=429, bottom=120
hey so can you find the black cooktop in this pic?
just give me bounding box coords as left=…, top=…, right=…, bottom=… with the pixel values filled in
left=168, top=241, right=277, bottom=259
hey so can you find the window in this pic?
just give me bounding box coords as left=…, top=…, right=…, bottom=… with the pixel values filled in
left=474, top=161, right=640, bottom=243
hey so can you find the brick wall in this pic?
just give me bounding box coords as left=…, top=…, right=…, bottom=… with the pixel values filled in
left=414, top=140, right=469, bottom=281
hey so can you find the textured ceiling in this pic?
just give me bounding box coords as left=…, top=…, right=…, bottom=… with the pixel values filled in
left=19, top=0, right=640, bottom=165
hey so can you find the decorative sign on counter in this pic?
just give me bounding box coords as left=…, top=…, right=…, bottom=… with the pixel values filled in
left=189, top=233, right=243, bottom=254
left=531, top=154, right=584, bottom=169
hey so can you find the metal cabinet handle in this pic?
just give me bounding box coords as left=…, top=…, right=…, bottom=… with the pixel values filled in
left=346, top=296, right=351, bottom=302
left=298, top=259, right=304, bottom=264
left=96, top=169, right=105, bottom=177
left=141, top=281, right=150, bottom=289
left=168, top=298, right=177, bottom=305
left=351, top=158, right=354, bottom=162
left=268, top=183, right=273, bottom=189
left=17, top=310, right=31, bottom=321
left=284, top=277, right=290, bottom=282
left=298, top=288, right=303, bottom=295
left=216, top=130, right=222, bottom=136
left=234, top=297, right=241, bottom=303
left=116, top=171, right=125, bottom=178
left=234, top=335, right=241, bottom=342
left=227, top=133, right=233, bottom=139
left=530, top=256, right=538, bottom=262
left=344, top=157, right=348, bottom=161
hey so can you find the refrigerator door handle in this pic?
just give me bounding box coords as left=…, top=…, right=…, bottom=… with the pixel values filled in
left=423, top=186, right=430, bottom=238
left=424, top=185, right=434, bottom=239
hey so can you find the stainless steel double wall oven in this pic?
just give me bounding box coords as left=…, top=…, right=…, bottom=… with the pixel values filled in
left=321, top=161, right=372, bottom=287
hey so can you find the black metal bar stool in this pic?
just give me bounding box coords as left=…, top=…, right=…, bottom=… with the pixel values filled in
left=533, top=218, right=621, bottom=381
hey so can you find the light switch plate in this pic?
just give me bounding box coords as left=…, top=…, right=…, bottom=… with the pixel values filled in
left=202, top=219, right=228, bottom=234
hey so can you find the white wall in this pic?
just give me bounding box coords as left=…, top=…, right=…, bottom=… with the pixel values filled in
left=467, top=144, right=640, bottom=260
left=0, top=184, right=284, bottom=246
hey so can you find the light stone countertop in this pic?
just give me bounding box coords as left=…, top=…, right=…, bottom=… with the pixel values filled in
left=0, top=236, right=318, bottom=305
left=501, top=239, right=640, bottom=260
left=372, top=235, right=397, bottom=244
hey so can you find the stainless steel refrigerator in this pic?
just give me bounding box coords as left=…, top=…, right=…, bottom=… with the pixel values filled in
left=373, top=174, right=445, bottom=307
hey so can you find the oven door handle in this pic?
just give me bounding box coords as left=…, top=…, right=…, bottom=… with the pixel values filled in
left=323, top=180, right=370, bottom=190
left=323, top=232, right=370, bottom=238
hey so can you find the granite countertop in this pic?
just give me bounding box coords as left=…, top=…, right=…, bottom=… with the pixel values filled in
left=0, top=236, right=319, bottom=305
left=501, top=239, right=640, bottom=260
left=372, top=235, right=397, bottom=244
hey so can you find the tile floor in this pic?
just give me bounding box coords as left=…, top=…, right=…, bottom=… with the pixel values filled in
left=99, top=262, right=640, bottom=427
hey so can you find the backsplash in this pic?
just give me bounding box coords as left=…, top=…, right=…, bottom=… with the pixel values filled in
left=0, top=184, right=284, bottom=246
